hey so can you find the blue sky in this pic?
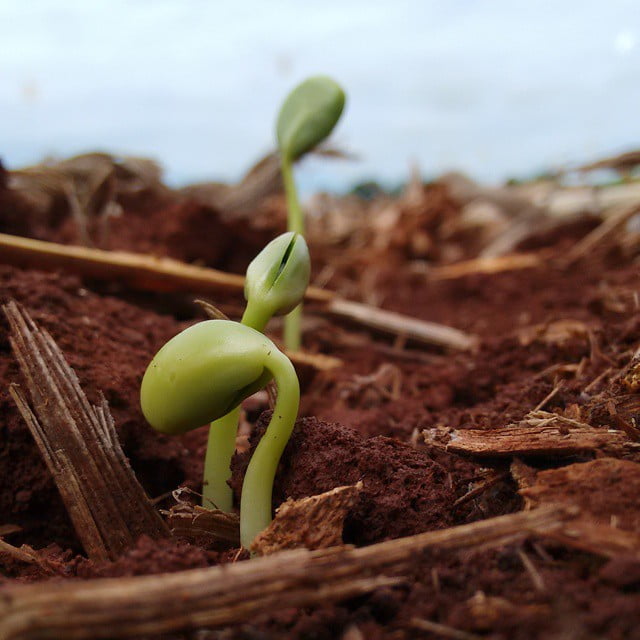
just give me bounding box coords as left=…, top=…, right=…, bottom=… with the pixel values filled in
left=1, top=1, right=639, bottom=192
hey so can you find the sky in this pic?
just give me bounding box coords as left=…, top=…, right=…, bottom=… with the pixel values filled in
left=1, top=1, right=639, bottom=192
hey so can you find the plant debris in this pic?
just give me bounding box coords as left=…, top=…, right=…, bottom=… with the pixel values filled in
left=4, top=301, right=169, bottom=561
left=251, top=482, right=363, bottom=555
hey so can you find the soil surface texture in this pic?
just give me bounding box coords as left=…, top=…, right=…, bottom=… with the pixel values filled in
left=1, top=163, right=640, bottom=639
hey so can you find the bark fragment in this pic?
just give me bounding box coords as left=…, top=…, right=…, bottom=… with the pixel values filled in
left=164, top=502, right=240, bottom=550
left=424, top=410, right=635, bottom=458
left=252, top=482, right=362, bottom=555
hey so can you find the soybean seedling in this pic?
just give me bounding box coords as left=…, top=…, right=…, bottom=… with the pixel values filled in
left=141, top=319, right=300, bottom=548
left=202, top=231, right=310, bottom=512
left=276, top=75, right=346, bottom=350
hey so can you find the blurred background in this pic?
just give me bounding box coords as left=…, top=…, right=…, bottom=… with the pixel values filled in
left=2, top=0, right=639, bottom=193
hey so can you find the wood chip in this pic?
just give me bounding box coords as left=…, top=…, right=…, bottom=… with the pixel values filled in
left=164, top=503, right=240, bottom=550
left=424, top=410, right=634, bottom=458
left=4, top=301, right=169, bottom=562
left=251, top=483, right=362, bottom=555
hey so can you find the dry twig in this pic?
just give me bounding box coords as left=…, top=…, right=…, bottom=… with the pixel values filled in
left=561, top=202, right=640, bottom=266
left=325, top=298, right=476, bottom=351
left=0, top=506, right=577, bottom=639
left=0, top=232, right=476, bottom=350
left=428, top=253, right=543, bottom=280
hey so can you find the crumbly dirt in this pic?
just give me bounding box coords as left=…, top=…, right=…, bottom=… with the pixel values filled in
left=231, top=415, right=458, bottom=545
left=1, top=170, right=640, bottom=639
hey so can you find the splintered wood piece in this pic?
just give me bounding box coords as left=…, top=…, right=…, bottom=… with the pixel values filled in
left=424, top=410, right=635, bottom=458
left=4, top=301, right=169, bottom=562
left=0, top=506, right=576, bottom=640
left=164, top=504, right=240, bottom=550
left=0, top=233, right=476, bottom=351
left=251, top=483, right=363, bottom=555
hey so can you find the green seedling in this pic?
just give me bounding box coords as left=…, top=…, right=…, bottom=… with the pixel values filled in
left=244, top=231, right=311, bottom=322
left=202, top=232, right=310, bottom=512
left=276, top=75, right=346, bottom=350
left=141, top=319, right=300, bottom=548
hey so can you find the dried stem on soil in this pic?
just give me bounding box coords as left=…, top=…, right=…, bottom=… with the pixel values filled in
left=428, top=253, right=543, bottom=280
left=0, top=232, right=476, bottom=350
left=0, top=506, right=577, bottom=640
left=0, top=231, right=257, bottom=296
left=324, top=298, right=477, bottom=351
left=561, top=202, right=640, bottom=266
left=543, top=520, right=640, bottom=559
left=4, top=301, right=169, bottom=562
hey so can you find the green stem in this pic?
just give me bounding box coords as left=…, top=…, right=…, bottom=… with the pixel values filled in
left=281, top=155, right=304, bottom=351
left=202, top=301, right=270, bottom=510
left=283, top=303, right=302, bottom=351
left=240, top=348, right=300, bottom=548
left=202, top=406, right=241, bottom=511
left=280, top=155, right=304, bottom=234
left=241, top=299, right=272, bottom=333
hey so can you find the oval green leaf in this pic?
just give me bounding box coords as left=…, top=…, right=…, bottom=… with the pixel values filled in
left=276, top=76, right=346, bottom=161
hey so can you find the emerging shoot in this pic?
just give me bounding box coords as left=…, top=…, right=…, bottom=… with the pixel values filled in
left=202, top=232, right=310, bottom=512
left=276, top=76, right=346, bottom=350
left=244, top=231, right=311, bottom=322
left=141, top=320, right=300, bottom=548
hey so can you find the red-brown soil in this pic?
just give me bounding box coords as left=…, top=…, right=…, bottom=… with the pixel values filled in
left=1, top=167, right=640, bottom=639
